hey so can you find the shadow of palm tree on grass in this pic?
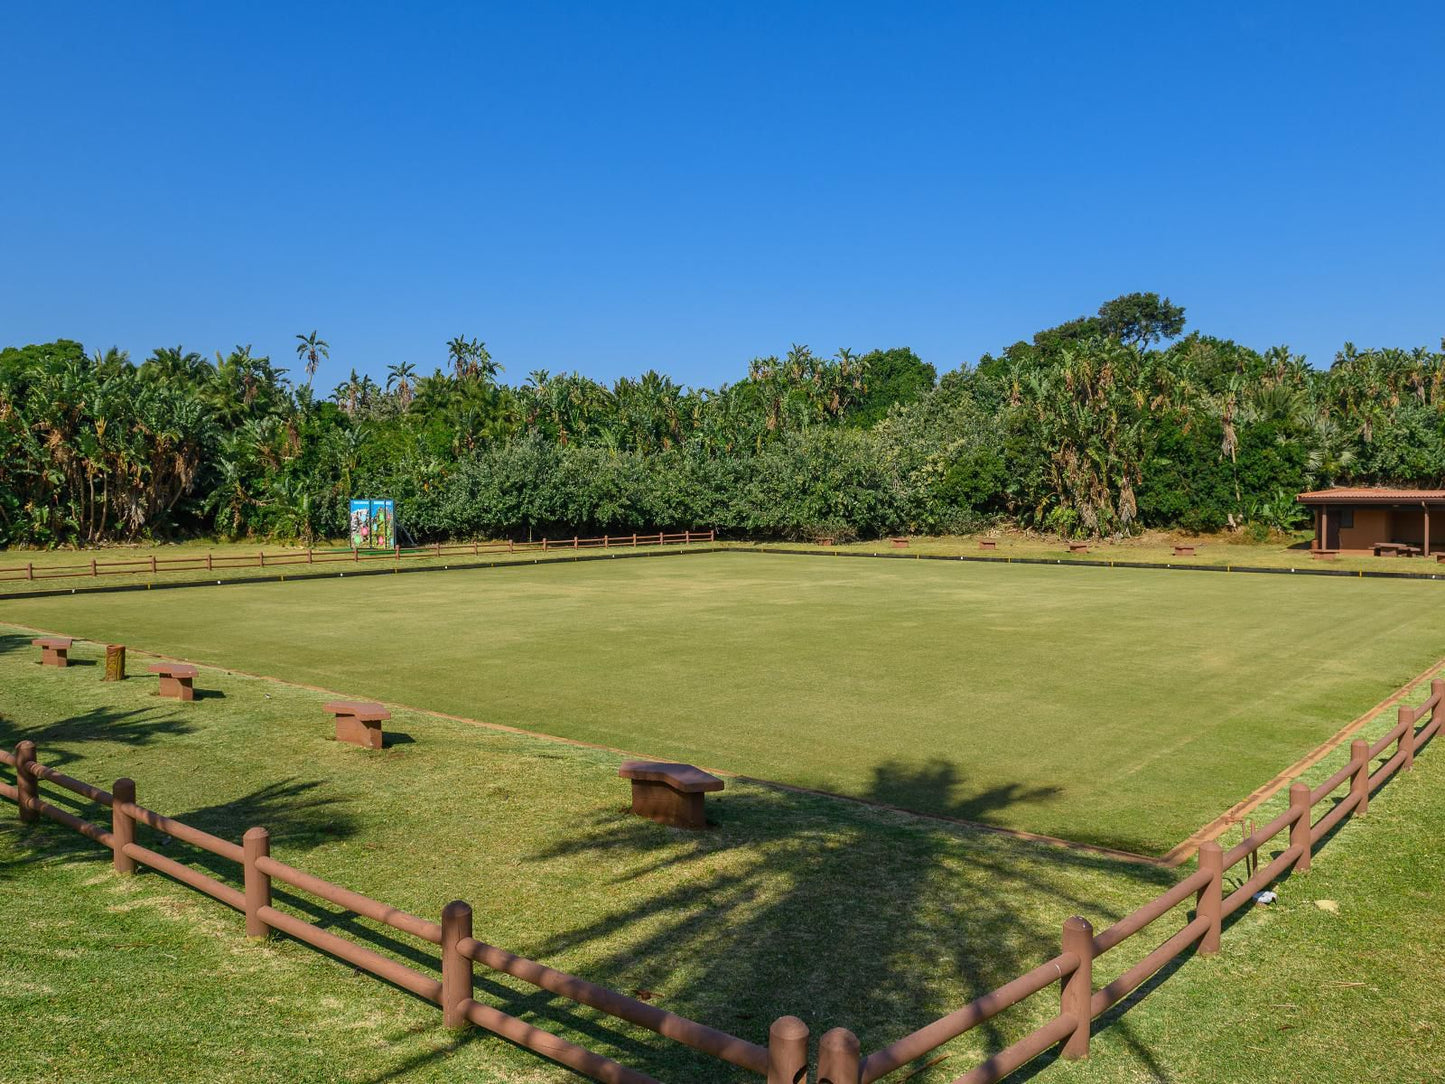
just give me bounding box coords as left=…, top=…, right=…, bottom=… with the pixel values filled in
left=501, top=759, right=1170, bottom=1084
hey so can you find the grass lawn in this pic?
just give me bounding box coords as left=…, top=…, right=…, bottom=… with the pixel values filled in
left=1, top=634, right=1440, bottom=1082
left=3, top=552, right=1443, bottom=855
left=0, top=642, right=1167, bottom=1082
left=752, top=529, right=1445, bottom=576
left=0, top=538, right=705, bottom=597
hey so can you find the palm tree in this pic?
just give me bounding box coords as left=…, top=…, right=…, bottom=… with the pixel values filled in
left=141, top=345, right=208, bottom=385
left=447, top=335, right=500, bottom=385
left=386, top=362, right=417, bottom=410
left=295, top=331, right=329, bottom=390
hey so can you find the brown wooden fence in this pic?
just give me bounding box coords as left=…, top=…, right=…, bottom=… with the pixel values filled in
left=0, top=531, right=716, bottom=584
left=1, top=677, right=1438, bottom=1083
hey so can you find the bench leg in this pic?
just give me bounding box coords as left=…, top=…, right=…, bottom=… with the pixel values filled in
left=629, top=780, right=707, bottom=829
left=176, top=678, right=195, bottom=702
left=335, top=714, right=384, bottom=749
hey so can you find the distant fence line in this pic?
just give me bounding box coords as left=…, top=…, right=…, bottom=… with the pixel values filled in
left=0, top=531, right=716, bottom=585
left=2, top=678, right=1438, bottom=1083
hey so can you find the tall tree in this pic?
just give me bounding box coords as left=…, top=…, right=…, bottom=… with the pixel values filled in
left=295, top=331, right=329, bottom=389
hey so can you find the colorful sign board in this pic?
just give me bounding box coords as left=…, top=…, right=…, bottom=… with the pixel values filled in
left=349, top=499, right=396, bottom=550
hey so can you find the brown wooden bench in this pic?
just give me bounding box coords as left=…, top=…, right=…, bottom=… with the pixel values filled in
left=619, top=761, right=723, bottom=829
left=978, top=539, right=998, bottom=551
left=1374, top=542, right=1421, bottom=557
left=817, top=537, right=836, bottom=546
left=890, top=537, right=910, bottom=548
left=1312, top=549, right=1339, bottom=560
left=32, top=638, right=73, bottom=667
left=325, top=701, right=391, bottom=749
left=1067, top=541, right=1089, bottom=554
left=1172, top=545, right=1197, bottom=557
left=148, top=662, right=199, bottom=701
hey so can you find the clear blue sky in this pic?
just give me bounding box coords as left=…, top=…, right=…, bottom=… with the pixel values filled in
left=2, top=2, right=1441, bottom=392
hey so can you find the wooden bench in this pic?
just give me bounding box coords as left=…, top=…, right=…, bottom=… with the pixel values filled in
left=817, top=537, right=836, bottom=547
left=1172, top=545, right=1197, bottom=557
left=1312, top=550, right=1339, bottom=560
left=325, top=701, right=391, bottom=749
left=890, top=537, right=909, bottom=548
left=1067, top=542, right=1090, bottom=554
left=1374, top=542, right=1421, bottom=558
left=32, top=638, right=73, bottom=667
left=978, top=539, right=998, bottom=551
left=619, top=761, right=723, bottom=830
left=148, top=662, right=199, bottom=701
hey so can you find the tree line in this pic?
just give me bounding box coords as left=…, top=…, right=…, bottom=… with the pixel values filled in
left=3, top=292, right=1442, bottom=548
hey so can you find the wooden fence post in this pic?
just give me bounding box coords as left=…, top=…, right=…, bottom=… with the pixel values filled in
left=1289, top=782, right=1312, bottom=873
left=112, top=778, right=137, bottom=873
left=1060, top=915, right=1093, bottom=1058
left=150, top=555, right=157, bottom=573
left=817, top=1027, right=861, bottom=1084
left=91, top=558, right=97, bottom=577
left=632, top=533, right=637, bottom=547
left=207, top=553, right=213, bottom=571
left=243, top=827, right=271, bottom=938
left=1398, top=704, right=1416, bottom=771
left=26, top=561, right=33, bottom=580
left=1196, top=841, right=1223, bottom=955
left=258, top=550, right=265, bottom=568
left=15, top=741, right=37, bottom=824
left=767, top=1016, right=808, bottom=1084
left=1350, top=737, right=1370, bottom=817
left=441, top=900, right=473, bottom=1029
left=104, top=644, right=126, bottom=682
left=684, top=530, right=691, bottom=544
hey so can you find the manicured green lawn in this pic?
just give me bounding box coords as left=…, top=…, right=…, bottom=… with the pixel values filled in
left=0, top=644, right=1166, bottom=1082
left=4, top=552, right=1444, bottom=855
left=1, top=635, right=1440, bottom=1083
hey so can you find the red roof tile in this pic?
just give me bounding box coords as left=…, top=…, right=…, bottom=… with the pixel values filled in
left=1296, top=487, right=1445, bottom=503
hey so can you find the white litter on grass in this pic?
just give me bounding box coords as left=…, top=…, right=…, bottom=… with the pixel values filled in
left=1315, top=899, right=1340, bottom=914
left=1253, top=890, right=1278, bottom=905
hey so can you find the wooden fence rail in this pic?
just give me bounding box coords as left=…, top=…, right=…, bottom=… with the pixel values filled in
left=1, top=677, right=1439, bottom=1084
left=0, top=531, right=715, bottom=583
